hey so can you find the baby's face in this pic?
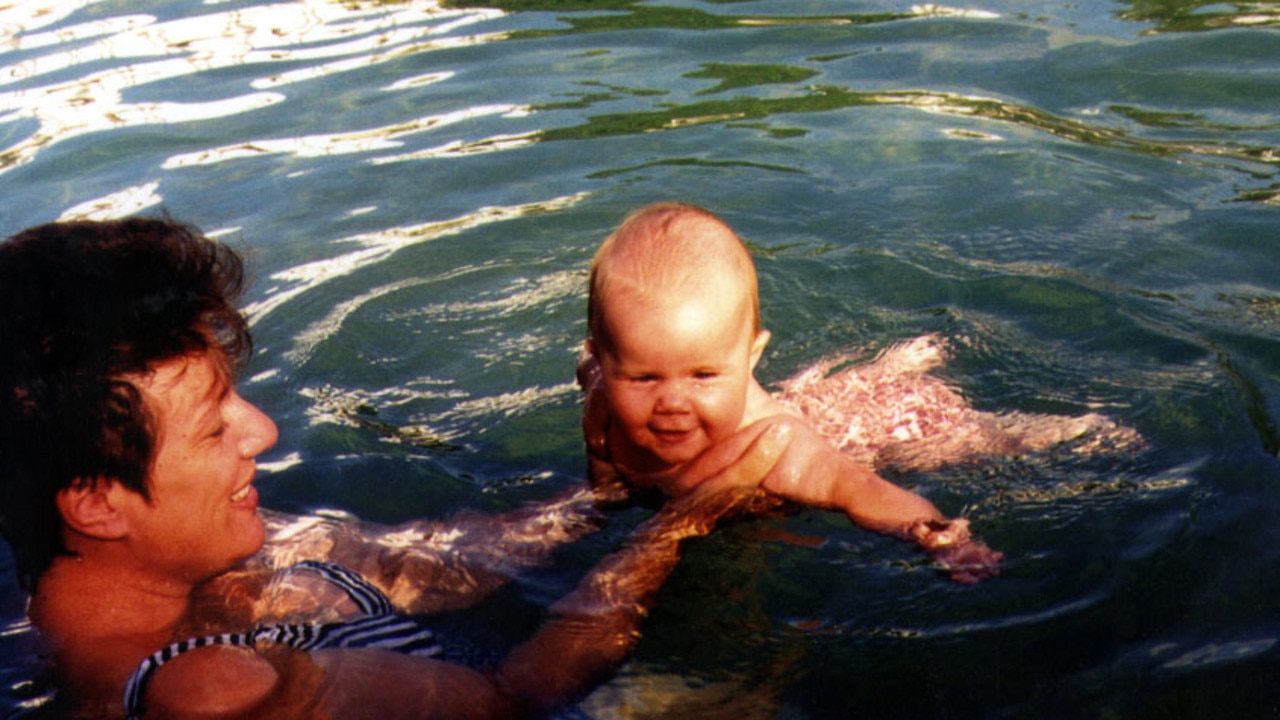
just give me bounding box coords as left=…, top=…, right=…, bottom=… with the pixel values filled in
left=595, top=283, right=765, bottom=475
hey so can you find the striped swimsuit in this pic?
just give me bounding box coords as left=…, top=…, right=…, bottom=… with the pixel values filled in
left=123, top=560, right=441, bottom=720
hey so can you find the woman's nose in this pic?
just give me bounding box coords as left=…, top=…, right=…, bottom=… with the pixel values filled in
left=235, top=396, right=279, bottom=458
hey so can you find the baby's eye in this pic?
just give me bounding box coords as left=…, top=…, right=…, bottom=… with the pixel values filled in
left=693, top=371, right=719, bottom=380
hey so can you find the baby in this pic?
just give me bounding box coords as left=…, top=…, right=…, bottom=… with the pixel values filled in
left=577, top=202, right=1004, bottom=583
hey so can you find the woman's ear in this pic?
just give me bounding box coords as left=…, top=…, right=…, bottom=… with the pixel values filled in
left=55, top=478, right=131, bottom=541
left=749, top=329, right=772, bottom=370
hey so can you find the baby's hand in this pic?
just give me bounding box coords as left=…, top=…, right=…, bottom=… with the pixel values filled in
left=908, top=519, right=1003, bottom=585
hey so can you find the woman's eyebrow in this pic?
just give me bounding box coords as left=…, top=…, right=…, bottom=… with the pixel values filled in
left=193, top=366, right=232, bottom=429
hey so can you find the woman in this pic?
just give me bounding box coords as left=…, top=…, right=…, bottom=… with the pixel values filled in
left=0, top=217, right=788, bottom=719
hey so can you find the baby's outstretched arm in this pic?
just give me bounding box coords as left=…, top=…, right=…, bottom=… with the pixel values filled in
left=659, top=416, right=1002, bottom=584
left=577, top=350, right=1000, bottom=583
left=765, top=416, right=1002, bottom=583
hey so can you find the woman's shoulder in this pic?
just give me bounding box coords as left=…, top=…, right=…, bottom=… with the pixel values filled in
left=144, top=643, right=281, bottom=719
left=31, top=559, right=281, bottom=719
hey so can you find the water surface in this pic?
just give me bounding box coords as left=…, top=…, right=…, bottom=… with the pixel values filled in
left=1, top=0, right=1278, bottom=717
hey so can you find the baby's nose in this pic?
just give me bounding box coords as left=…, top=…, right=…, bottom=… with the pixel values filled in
left=654, top=382, right=692, bottom=412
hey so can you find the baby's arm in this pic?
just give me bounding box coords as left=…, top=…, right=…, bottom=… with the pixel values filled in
left=576, top=352, right=999, bottom=582
left=662, top=416, right=1001, bottom=584
left=766, top=416, right=1001, bottom=583
left=761, top=416, right=941, bottom=530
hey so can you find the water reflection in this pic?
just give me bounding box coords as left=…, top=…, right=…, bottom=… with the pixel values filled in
left=242, top=192, right=589, bottom=328
left=441, top=0, right=1003, bottom=33
left=57, top=181, right=162, bottom=221
left=164, top=104, right=531, bottom=167
left=445, top=0, right=1280, bottom=33
left=1116, top=0, right=1280, bottom=32
left=2, top=0, right=1275, bottom=206
left=528, top=83, right=1279, bottom=203
left=0, top=1, right=506, bottom=174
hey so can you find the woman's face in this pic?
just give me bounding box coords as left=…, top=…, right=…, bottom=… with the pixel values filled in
left=117, top=350, right=278, bottom=585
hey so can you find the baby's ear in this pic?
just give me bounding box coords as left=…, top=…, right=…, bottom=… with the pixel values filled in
left=577, top=338, right=602, bottom=389
left=750, top=329, right=771, bottom=369
left=55, top=478, right=131, bottom=541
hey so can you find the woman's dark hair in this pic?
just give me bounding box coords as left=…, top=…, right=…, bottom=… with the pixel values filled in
left=0, top=216, right=252, bottom=590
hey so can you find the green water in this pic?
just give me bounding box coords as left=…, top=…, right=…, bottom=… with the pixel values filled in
left=1, top=0, right=1279, bottom=717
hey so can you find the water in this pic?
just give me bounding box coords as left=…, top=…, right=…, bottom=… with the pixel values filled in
left=1, top=0, right=1278, bottom=717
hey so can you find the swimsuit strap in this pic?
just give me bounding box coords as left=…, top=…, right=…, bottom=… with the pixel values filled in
left=291, top=559, right=395, bottom=615
left=123, top=562, right=439, bottom=719
left=123, top=632, right=255, bottom=720
left=258, top=613, right=442, bottom=655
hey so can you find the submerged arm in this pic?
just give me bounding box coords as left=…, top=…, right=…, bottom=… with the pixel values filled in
left=311, top=424, right=794, bottom=719
left=492, top=424, right=791, bottom=715
left=254, top=481, right=625, bottom=617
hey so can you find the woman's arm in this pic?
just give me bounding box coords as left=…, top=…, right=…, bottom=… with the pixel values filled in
left=491, top=424, right=792, bottom=715
left=251, top=482, right=619, bottom=617
left=161, top=424, right=794, bottom=720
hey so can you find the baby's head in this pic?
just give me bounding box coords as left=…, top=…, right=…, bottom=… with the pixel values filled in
left=586, top=203, right=770, bottom=473
left=588, top=202, right=759, bottom=345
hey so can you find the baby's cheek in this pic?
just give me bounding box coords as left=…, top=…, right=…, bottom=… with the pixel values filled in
left=611, top=421, right=646, bottom=450
left=705, top=403, right=747, bottom=441
left=612, top=404, right=651, bottom=438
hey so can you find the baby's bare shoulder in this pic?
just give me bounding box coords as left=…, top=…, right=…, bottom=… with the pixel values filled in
left=742, top=380, right=801, bottom=427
